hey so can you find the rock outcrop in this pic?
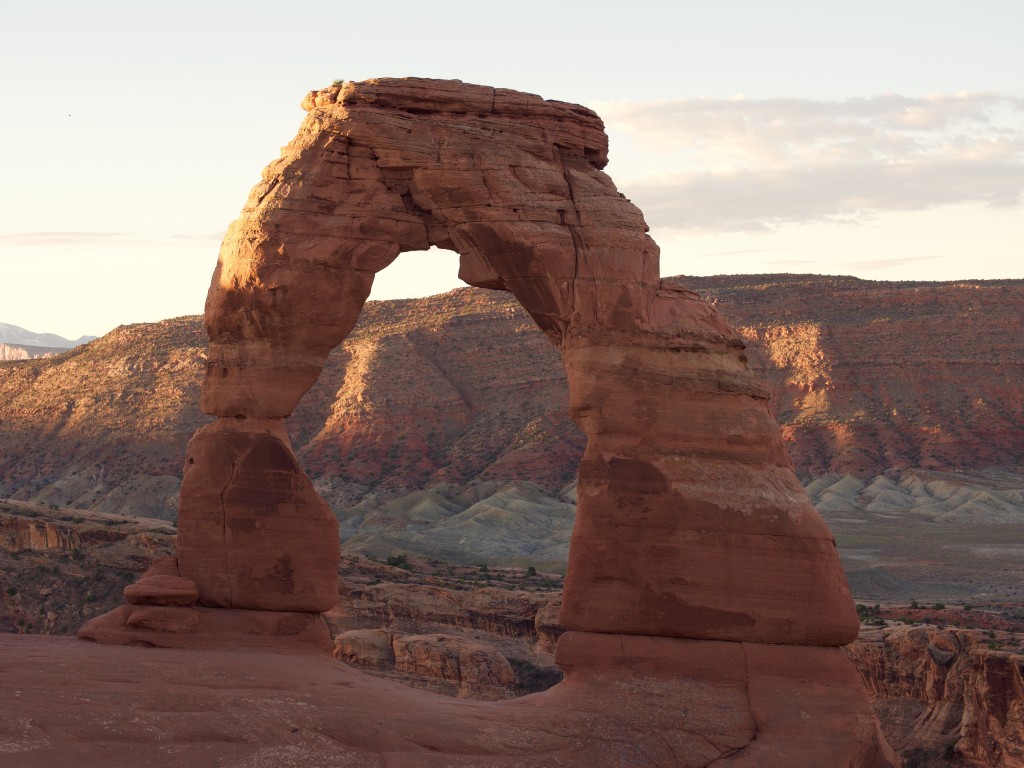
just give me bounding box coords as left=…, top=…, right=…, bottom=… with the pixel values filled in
left=849, top=625, right=1024, bottom=767
left=334, top=628, right=517, bottom=700
left=78, top=77, right=893, bottom=765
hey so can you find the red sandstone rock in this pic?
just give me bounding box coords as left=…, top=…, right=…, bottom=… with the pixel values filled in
left=124, top=605, right=199, bottom=633
left=333, top=628, right=394, bottom=669
left=123, top=575, right=199, bottom=606
left=176, top=417, right=339, bottom=612
left=334, top=581, right=555, bottom=643
left=392, top=633, right=516, bottom=699
left=141, top=555, right=181, bottom=578
left=334, top=628, right=517, bottom=700
left=188, top=76, right=858, bottom=646
left=78, top=603, right=332, bottom=652
left=848, top=624, right=1024, bottom=767
left=5, top=634, right=895, bottom=766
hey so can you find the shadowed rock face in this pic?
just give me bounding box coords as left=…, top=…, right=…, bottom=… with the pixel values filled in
left=80, top=78, right=895, bottom=766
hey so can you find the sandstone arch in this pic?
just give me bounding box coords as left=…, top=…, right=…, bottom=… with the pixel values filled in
left=184, top=77, right=858, bottom=644
left=81, top=78, right=895, bottom=765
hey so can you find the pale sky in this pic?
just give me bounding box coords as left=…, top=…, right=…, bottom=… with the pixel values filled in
left=1, top=0, right=1021, bottom=339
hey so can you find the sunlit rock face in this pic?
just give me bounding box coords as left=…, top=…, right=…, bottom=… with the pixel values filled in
left=87, top=78, right=895, bottom=766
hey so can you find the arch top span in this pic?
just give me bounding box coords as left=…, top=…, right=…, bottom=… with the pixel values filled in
left=203, top=77, right=682, bottom=419
left=188, top=77, right=860, bottom=650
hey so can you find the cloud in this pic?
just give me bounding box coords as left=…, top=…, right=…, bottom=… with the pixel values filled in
left=594, top=94, right=1024, bottom=232
left=840, top=254, right=950, bottom=271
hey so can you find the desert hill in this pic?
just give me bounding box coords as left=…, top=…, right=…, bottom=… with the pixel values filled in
left=694, top=275, right=1023, bottom=478
left=1, top=274, right=1022, bottom=587
left=0, top=321, right=96, bottom=352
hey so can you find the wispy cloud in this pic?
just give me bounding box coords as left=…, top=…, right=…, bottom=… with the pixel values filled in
left=594, top=93, right=1024, bottom=232
left=841, top=254, right=950, bottom=271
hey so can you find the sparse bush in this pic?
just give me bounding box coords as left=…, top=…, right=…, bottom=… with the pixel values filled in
left=385, top=554, right=411, bottom=570
left=932, top=602, right=945, bottom=610
left=526, top=566, right=537, bottom=577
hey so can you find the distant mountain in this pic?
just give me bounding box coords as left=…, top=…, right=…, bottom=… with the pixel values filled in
left=0, top=322, right=97, bottom=349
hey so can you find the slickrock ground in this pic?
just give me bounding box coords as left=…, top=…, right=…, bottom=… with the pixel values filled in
left=1, top=631, right=893, bottom=768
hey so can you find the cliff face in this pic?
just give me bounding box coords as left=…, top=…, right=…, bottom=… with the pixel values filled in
left=848, top=625, right=1024, bottom=767
left=694, top=275, right=1024, bottom=480
left=0, top=500, right=175, bottom=634
left=2, top=275, right=1021, bottom=520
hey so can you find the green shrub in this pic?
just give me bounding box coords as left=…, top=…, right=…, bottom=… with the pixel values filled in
left=385, top=554, right=411, bottom=570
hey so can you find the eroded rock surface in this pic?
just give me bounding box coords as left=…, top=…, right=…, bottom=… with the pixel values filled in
left=335, top=629, right=516, bottom=700
left=849, top=625, right=1024, bottom=767
left=78, top=77, right=893, bottom=765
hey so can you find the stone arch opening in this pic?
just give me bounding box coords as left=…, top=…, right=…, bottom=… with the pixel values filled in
left=366, top=246, right=462, bottom=302
left=180, top=77, right=859, bottom=648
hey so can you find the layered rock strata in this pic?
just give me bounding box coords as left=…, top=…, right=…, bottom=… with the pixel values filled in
left=334, top=628, right=517, bottom=700
left=849, top=625, right=1024, bottom=767
left=81, top=77, right=893, bottom=764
